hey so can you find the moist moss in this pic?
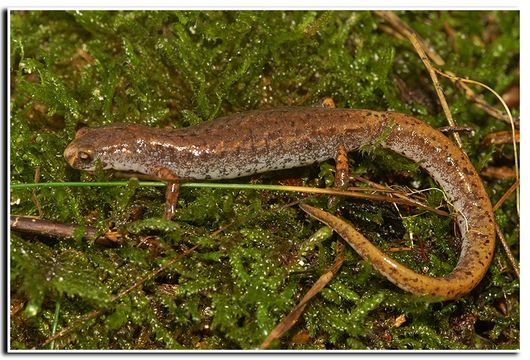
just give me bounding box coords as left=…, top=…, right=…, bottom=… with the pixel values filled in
left=10, top=10, right=519, bottom=349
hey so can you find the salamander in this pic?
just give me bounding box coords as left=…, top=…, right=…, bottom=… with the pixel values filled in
left=63, top=107, right=495, bottom=300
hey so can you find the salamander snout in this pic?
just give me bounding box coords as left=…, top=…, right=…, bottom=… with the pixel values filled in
left=64, top=141, right=98, bottom=171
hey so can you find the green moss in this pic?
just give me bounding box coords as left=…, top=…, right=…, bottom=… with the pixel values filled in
left=10, top=10, right=519, bottom=350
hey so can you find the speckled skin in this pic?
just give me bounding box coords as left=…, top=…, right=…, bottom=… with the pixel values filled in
left=64, top=107, right=495, bottom=299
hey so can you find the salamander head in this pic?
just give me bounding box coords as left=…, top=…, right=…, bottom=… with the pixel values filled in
left=64, top=124, right=150, bottom=173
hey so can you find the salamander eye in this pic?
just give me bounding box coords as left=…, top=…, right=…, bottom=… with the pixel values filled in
left=78, top=150, right=92, bottom=163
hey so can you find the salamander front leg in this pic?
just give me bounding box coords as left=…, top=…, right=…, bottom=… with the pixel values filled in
left=164, top=181, right=180, bottom=220
left=153, top=165, right=181, bottom=220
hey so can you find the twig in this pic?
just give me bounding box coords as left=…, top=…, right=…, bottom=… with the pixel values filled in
left=455, top=80, right=515, bottom=125
left=35, top=308, right=103, bottom=349
left=388, top=247, right=414, bottom=252
left=492, top=180, right=519, bottom=278
left=433, top=69, right=519, bottom=211
left=35, top=245, right=199, bottom=349
left=481, top=166, right=516, bottom=181
left=375, top=11, right=462, bottom=148
left=260, top=242, right=345, bottom=349
left=438, top=125, right=475, bottom=134
left=376, top=11, right=445, bottom=65
left=502, top=84, right=520, bottom=109
left=350, top=176, right=449, bottom=217
left=494, top=222, right=519, bottom=279
left=10, top=215, right=121, bottom=247
left=210, top=220, right=236, bottom=237
left=339, top=189, right=449, bottom=217
left=377, top=11, right=514, bottom=125
left=483, top=130, right=520, bottom=146
left=493, top=180, right=519, bottom=212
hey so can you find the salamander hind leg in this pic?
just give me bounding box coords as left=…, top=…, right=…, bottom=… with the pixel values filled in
left=327, top=144, right=350, bottom=209
left=332, top=144, right=349, bottom=189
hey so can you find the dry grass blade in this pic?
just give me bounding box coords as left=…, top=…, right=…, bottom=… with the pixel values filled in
left=34, top=245, right=199, bottom=349
left=483, top=130, right=520, bottom=146
left=433, top=69, right=519, bottom=213
left=375, top=11, right=462, bottom=148
left=493, top=180, right=518, bottom=212
left=495, top=222, right=519, bottom=279
left=374, top=12, right=520, bottom=276
left=377, top=11, right=513, bottom=125
left=455, top=80, right=515, bottom=125
left=293, top=186, right=450, bottom=217
left=492, top=180, right=519, bottom=278
left=349, top=176, right=449, bottom=217
left=260, top=242, right=345, bottom=349
left=352, top=189, right=449, bottom=216
left=481, top=166, right=516, bottom=181
left=376, top=12, right=445, bottom=65
left=376, top=11, right=518, bottom=195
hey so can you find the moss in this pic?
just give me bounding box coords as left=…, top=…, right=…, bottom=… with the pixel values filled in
left=10, top=10, right=519, bottom=349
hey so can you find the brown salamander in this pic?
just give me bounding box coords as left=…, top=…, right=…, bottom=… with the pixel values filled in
left=64, top=107, right=495, bottom=300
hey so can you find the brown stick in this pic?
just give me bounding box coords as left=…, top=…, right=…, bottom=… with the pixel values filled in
left=493, top=180, right=519, bottom=212
left=376, top=11, right=514, bottom=125
left=495, top=222, right=519, bottom=279
left=481, top=166, right=516, bottom=181
left=260, top=242, right=345, bottom=349
left=10, top=215, right=121, bottom=247
left=350, top=175, right=449, bottom=217
left=491, top=180, right=519, bottom=278
left=483, top=130, right=520, bottom=146
left=375, top=11, right=463, bottom=148
left=35, top=244, right=199, bottom=349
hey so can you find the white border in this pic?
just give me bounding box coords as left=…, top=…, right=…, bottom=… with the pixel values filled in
left=4, top=1, right=524, bottom=356
left=2, top=0, right=523, bottom=9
